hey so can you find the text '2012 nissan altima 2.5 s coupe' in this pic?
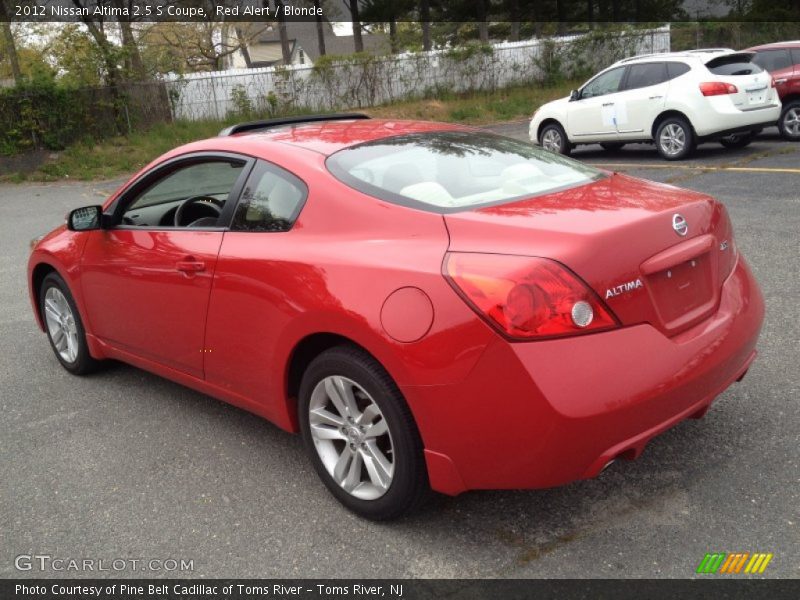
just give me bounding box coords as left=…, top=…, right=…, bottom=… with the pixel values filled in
left=28, top=114, right=764, bottom=520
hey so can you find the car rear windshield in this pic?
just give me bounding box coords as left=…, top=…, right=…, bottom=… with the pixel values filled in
left=705, top=54, right=762, bottom=76
left=325, top=131, right=604, bottom=213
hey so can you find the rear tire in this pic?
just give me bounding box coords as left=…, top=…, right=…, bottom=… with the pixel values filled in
left=39, top=272, right=101, bottom=375
left=655, top=117, right=695, bottom=160
left=298, top=345, right=429, bottom=520
left=600, top=142, right=625, bottom=151
left=539, top=122, right=572, bottom=156
left=719, top=132, right=754, bottom=149
left=779, top=100, right=800, bottom=141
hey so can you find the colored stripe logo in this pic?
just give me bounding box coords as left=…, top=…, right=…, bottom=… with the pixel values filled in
left=696, top=552, right=773, bottom=574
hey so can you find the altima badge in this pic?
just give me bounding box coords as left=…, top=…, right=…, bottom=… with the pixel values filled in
left=672, top=213, right=688, bottom=236
left=606, top=278, right=643, bottom=299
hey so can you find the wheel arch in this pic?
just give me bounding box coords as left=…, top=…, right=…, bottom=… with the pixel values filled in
left=651, top=109, right=695, bottom=139
left=537, top=118, right=566, bottom=142
left=283, top=332, right=403, bottom=432
left=30, top=262, right=59, bottom=330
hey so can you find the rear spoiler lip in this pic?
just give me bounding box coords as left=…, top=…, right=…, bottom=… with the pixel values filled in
left=704, top=51, right=756, bottom=66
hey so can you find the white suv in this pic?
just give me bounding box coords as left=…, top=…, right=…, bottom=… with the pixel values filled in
left=529, top=50, right=782, bottom=160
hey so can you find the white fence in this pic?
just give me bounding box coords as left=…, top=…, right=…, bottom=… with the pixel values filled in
left=165, top=26, right=670, bottom=121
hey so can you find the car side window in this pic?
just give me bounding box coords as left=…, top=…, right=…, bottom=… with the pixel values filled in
left=623, top=62, right=668, bottom=90
left=581, top=67, right=625, bottom=98
left=753, top=49, right=792, bottom=72
left=122, top=160, right=245, bottom=228
left=665, top=62, right=691, bottom=80
left=791, top=49, right=800, bottom=67
left=231, top=161, right=307, bottom=232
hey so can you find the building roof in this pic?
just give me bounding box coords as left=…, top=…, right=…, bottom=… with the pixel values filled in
left=246, top=19, right=387, bottom=65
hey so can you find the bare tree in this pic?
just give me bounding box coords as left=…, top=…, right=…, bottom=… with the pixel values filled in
left=0, top=4, right=23, bottom=83
left=112, top=0, right=147, bottom=80
left=71, top=0, right=122, bottom=86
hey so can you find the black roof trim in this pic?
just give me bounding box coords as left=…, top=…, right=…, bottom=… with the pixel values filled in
left=218, top=113, right=371, bottom=137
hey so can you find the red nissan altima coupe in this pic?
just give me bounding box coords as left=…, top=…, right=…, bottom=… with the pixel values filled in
left=28, top=115, right=764, bottom=519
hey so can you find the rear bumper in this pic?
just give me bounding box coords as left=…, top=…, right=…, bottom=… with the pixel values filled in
left=694, top=103, right=781, bottom=137
left=404, top=257, right=765, bottom=495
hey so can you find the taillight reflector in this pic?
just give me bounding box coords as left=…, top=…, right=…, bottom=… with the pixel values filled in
left=444, top=253, right=619, bottom=340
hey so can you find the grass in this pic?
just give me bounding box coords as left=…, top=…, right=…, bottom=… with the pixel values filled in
left=0, top=80, right=580, bottom=184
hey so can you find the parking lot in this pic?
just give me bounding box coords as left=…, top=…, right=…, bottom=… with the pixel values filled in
left=1, top=123, right=797, bottom=579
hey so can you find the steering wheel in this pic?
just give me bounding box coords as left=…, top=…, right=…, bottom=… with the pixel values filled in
left=174, top=195, right=222, bottom=227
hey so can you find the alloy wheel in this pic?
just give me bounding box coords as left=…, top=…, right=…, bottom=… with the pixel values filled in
left=308, top=375, right=395, bottom=500
left=783, top=107, right=800, bottom=137
left=659, top=123, right=686, bottom=156
left=43, top=287, right=79, bottom=363
left=541, top=128, right=562, bottom=152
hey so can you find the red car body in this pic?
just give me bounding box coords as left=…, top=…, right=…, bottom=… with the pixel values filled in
left=28, top=118, right=764, bottom=497
left=747, top=42, right=800, bottom=139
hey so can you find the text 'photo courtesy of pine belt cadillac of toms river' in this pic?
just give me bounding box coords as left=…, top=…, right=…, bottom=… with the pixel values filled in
left=28, top=114, right=764, bottom=520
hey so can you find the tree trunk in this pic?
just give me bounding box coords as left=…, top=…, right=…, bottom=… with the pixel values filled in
left=117, top=18, right=147, bottom=80
left=477, top=0, right=489, bottom=43
left=389, top=17, right=398, bottom=54
left=274, top=0, right=292, bottom=64
left=313, top=0, right=326, bottom=56
left=508, top=0, right=521, bottom=41
left=587, top=0, right=594, bottom=28
left=0, top=3, right=22, bottom=84
left=349, top=0, right=364, bottom=53
left=420, top=0, right=431, bottom=51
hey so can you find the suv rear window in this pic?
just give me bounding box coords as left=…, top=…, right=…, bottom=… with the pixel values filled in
left=706, top=54, right=762, bottom=76
left=326, top=132, right=604, bottom=213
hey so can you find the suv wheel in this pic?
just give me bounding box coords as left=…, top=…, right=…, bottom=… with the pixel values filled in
left=779, top=100, right=800, bottom=141
left=299, top=345, right=428, bottom=520
left=655, top=117, right=695, bottom=160
left=719, top=132, right=754, bottom=149
left=539, top=122, right=571, bottom=155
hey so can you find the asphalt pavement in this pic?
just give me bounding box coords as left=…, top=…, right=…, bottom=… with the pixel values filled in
left=1, top=124, right=798, bottom=579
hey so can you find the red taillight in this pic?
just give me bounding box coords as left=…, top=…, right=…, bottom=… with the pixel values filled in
left=444, top=253, right=619, bottom=340
left=699, top=81, right=738, bottom=96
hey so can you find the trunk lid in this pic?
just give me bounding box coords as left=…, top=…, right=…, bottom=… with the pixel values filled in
left=705, top=52, right=775, bottom=110
left=443, top=173, right=735, bottom=336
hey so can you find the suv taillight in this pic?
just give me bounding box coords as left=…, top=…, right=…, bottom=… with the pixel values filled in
left=699, top=82, right=738, bottom=96
left=444, top=253, right=619, bottom=340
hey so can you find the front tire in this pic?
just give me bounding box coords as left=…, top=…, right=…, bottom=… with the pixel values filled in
left=39, top=272, right=101, bottom=375
left=655, top=117, right=695, bottom=160
left=539, top=122, right=571, bottom=156
left=719, top=132, right=754, bottom=149
left=779, top=100, right=800, bottom=141
left=298, top=345, right=428, bottom=520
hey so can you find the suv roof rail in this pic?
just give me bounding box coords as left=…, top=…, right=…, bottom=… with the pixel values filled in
left=617, top=52, right=670, bottom=63
left=219, top=113, right=370, bottom=137
left=685, top=48, right=735, bottom=53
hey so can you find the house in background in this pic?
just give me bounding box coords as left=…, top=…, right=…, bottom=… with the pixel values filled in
left=226, top=20, right=387, bottom=69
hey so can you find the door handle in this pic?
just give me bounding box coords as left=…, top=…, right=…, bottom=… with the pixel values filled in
left=774, top=78, right=787, bottom=84
left=602, top=102, right=614, bottom=107
left=649, top=95, right=663, bottom=100
left=176, top=258, right=206, bottom=273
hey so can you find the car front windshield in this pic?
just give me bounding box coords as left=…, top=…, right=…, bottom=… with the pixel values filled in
left=326, top=131, right=605, bottom=213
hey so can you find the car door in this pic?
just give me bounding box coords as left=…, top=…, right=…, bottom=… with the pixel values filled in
left=202, top=160, right=308, bottom=414
left=613, top=62, right=670, bottom=141
left=80, top=154, right=252, bottom=378
left=567, top=66, right=626, bottom=141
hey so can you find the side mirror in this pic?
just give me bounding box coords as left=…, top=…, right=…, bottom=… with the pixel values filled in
left=569, top=89, right=580, bottom=101
left=67, top=205, right=104, bottom=231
